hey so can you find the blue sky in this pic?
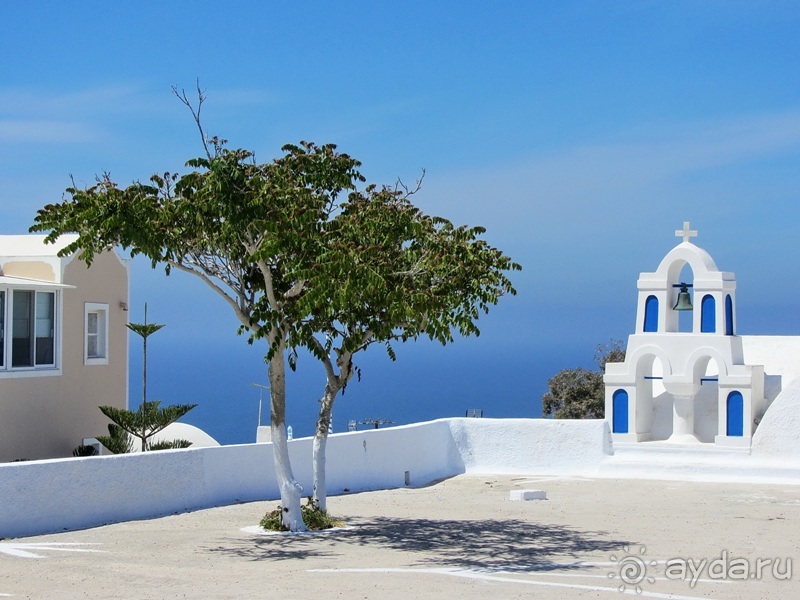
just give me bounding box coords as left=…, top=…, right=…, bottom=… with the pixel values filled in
left=2, top=2, right=800, bottom=442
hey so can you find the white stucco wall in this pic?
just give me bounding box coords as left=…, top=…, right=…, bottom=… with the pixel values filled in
left=449, top=418, right=611, bottom=474
left=751, top=377, right=800, bottom=459
left=0, top=418, right=608, bottom=538
left=741, top=336, right=800, bottom=418
left=741, top=336, right=800, bottom=385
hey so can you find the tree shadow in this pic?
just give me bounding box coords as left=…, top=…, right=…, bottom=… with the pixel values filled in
left=334, top=517, right=631, bottom=571
left=204, top=532, right=340, bottom=562
left=208, top=517, right=633, bottom=571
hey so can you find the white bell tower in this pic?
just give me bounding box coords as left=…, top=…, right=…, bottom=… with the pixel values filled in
left=604, top=223, right=765, bottom=447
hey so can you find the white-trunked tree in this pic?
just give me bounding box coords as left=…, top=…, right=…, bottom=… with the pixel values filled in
left=294, top=184, right=520, bottom=513
left=31, top=119, right=364, bottom=530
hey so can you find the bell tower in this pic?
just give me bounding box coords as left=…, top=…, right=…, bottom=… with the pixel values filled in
left=604, top=223, right=765, bottom=447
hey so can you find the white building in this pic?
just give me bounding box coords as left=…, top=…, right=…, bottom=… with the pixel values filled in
left=604, top=222, right=799, bottom=447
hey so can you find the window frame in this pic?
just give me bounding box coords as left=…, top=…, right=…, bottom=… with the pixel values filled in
left=0, top=284, right=62, bottom=377
left=0, top=289, right=5, bottom=369
left=84, top=302, right=109, bottom=366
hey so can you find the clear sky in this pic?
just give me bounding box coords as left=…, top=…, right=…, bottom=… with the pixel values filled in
left=2, top=1, right=800, bottom=442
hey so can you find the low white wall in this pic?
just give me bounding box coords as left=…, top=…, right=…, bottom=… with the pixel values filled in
left=0, top=418, right=610, bottom=538
left=449, top=418, right=612, bottom=474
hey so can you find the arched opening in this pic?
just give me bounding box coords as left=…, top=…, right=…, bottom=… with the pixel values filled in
left=725, top=295, right=734, bottom=335
left=726, top=391, right=744, bottom=436
left=691, top=355, right=721, bottom=443
left=635, top=353, right=662, bottom=439
left=701, top=295, right=715, bottom=333
left=612, top=389, right=629, bottom=434
left=643, top=295, right=658, bottom=332
left=675, top=263, right=694, bottom=333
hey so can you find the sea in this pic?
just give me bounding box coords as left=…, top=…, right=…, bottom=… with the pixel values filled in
left=123, top=260, right=625, bottom=446
left=130, top=333, right=577, bottom=446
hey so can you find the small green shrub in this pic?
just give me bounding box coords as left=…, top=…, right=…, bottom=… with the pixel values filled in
left=149, top=439, right=193, bottom=451
left=72, top=444, right=98, bottom=457
left=96, top=423, right=133, bottom=454
left=259, top=497, right=344, bottom=531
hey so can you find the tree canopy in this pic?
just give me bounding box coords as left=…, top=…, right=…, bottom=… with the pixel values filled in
left=542, top=340, right=625, bottom=419
left=287, top=181, right=520, bottom=511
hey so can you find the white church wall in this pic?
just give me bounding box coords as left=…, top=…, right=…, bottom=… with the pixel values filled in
left=752, top=377, right=800, bottom=458
left=694, top=382, right=719, bottom=443
left=645, top=369, right=718, bottom=442
left=741, top=336, right=800, bottom=415
left=650, top=392, right=673, bottom=441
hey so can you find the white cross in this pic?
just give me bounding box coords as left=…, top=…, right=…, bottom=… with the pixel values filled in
left=675, top=221, right=698, bottom=243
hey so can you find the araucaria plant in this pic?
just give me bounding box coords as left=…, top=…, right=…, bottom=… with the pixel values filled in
left=96, top=303, right=196, bottom=452
left=98, top=401, right=196, bottom=452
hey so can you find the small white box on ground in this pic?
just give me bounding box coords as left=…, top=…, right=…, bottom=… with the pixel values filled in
left=509, top=489, right=547, bottom=501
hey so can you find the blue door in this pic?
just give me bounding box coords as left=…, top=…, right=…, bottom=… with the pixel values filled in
left=726, top=391, right=744, bottom=436
left=613, top=390, right=629, bottom=434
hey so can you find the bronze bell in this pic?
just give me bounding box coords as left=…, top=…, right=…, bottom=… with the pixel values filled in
left=673, top=283, right=693, bottom=311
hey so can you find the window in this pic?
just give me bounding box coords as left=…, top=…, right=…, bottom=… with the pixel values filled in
left=0, top=289, right=57, bottom=371
left=700, top=295, right=716, bottom=333
left=0, top=290, right=4, bottom=368
left=725, top=295, right=734, bottom=336
left=643, top=295, right=658, bottom=332
left=85, top=303, right=109, bottom=365
left=12, top=290, right=34, bottom=366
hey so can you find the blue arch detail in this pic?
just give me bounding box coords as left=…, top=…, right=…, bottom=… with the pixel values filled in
left=612, top=389, right=629, bottom=434
left=643, top=296, right=658, bottom=332
left=725, top=295, right=734, bottom=335
left=701, top=295, right=716, bottom=333
left=726, top=391, right=744, bottom=437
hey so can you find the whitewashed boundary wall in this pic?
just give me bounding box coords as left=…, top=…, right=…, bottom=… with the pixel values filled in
left=0, top=418, right=610, bottom=538
left=449, top=418, right=612, bottom=474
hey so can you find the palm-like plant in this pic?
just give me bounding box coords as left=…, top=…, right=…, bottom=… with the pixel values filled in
left=128, top=303, right=166, bottom=447
left=99, top=304, right=196, bottom=452
left=98, top=401, right=196, bottom=451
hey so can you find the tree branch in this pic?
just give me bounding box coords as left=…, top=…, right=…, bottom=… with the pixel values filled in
left=172, top=80, right=211, bottom=160
left=311, top=336, right=338, bottom=383
left=166, top=259, right=258, bottom=332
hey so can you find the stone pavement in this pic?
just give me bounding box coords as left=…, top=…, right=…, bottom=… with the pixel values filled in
left=2, top=475, right=798, bottom=599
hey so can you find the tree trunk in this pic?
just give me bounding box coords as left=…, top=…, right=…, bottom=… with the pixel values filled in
left=141, top=319, right=147, bottom=452
left=268, top=347, right=307, bottom=531
left=312, top=383, right=340, bottom=513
